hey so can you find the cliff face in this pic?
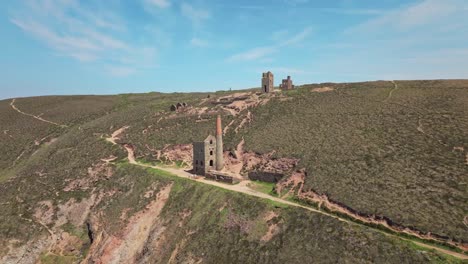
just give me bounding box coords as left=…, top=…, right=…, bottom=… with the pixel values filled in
left=7, top=164, right=448, bottom=264
left=0, top=80, right=467, bottom=263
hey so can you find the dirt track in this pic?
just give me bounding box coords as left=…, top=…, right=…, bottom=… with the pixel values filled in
left=10, top=99, right=68, bottom=127
left=384, top=80, right=399, bottom=102
left=108, top=127, right=468, bottom=260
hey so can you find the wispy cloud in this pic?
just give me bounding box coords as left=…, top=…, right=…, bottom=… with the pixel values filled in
left=227, top=27, right=312, bottom=62
left=348, top=0, right=463, bottom=33
left=11, top=0, right=159, bottom=76
left=11, top=18, right=100, bottom=62
left=180, top=3, right=210, bottom=25
left=279, top=27, right=312, bottom=46
left=227, top=47, right=276, bottom=62
left=145, top=0, right=171, bottom=9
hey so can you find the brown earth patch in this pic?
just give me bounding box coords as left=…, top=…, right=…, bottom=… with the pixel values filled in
left=453, top=146, right=465, bottom=151
left=55, top=194, right=97, bottom=227
left=312, top=87, right=334, bottom=93
left=223, top=140, right=298, bottom=178
left=212, top=92, right=271, bottom=117
left=34, top=200, right=54, bottom=226
left=261, top=211, right=281, bottom=242
left=158, top=144, right=193, bottom=167
left=84, top=183, right=173, bottom=263
left=234, top=111, right=252, bottom=134
left=50, top=231, right=83, bottom=256
left=106, top=126, right=129, bottom=145
left=64, top=161, right=113, bottom=191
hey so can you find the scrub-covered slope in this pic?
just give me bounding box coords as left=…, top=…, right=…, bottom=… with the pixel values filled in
left=0, top=80, right=466, bottom=263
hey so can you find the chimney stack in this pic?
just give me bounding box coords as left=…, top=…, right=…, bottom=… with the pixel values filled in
left=215, top=115, right=224, bottom=171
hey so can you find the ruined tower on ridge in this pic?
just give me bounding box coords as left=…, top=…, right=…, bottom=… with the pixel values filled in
left=261, top=71, right=274, bottom=93
left=192, top=115, right=224, bottom=175
left=280, top=76, right=294, bottom=90
left=215, top=115, right=224, bottom=171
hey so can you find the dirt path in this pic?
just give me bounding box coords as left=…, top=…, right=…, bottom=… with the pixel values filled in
left=10, top=99, right=68, bottom=128
left=106, top=130, right=468, bottom=260
left=126, top=152, right=468, bottom=259
left=106, top=126, right=129, bottom=145
left=384, top=81, right=399, bottom=102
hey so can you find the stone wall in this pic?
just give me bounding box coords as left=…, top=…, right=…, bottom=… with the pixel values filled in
left=206, top=172, right=234, bottom=184
left=248, top=171, right=284, bottom=183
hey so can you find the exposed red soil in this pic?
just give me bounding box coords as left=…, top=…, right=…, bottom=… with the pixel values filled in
left=33, top=200, right=54, bottom=226
left=84, top=184, right=173, bottom=263
left=234, top=111, right=252, bottom=133
left=144, top=144, right=193, bottom=167
left=211, top=92, right=271, bottom=117
left=312, top=87, right=334, bottom=93
left=260, top=211, right=281, bottom=242
left=223, top=140, right=298, bottom=178
left=223, top=120, right=236, bottom=134
left=64, top=161, right=113, bottom=191
left=106, top=126, right=129, bottom=145
left=276, top=170, right=468, bottom=252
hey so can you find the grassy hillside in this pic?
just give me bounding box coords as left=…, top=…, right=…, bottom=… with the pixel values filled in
left=0, top=80, right=467, bottom=263
left=229, top=80, right=468, bottom=242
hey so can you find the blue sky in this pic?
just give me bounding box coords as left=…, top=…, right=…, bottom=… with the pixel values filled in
left=1, top=0, right=467, bottom=99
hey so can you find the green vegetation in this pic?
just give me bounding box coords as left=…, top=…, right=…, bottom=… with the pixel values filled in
left=248, top=180, right=276, bottom=196
left=0, top=80, right=466, bottom=262
left=39, top=254, right=78, bottom=264
left=115, top=164, right=461, bottom=263
left=229, top=80, right=468, bottom=242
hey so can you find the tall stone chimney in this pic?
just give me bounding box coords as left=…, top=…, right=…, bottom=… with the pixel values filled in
left=215, top=115, right=224, bottom=171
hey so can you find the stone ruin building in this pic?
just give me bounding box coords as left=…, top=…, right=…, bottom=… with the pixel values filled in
left=261, top=71, right=274, bottom=93
left=192, top=115, right=224, bottom=176
left=170, top=102, right=188, bottom=111
left=280, top=76, right=294, bottom=90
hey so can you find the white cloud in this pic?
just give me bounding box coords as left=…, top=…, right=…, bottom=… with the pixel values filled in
left=227, top=27, right=313, bottom=62
left=227, top=46, right=276, bottom=62
left=11, top=18, right=100, bottom=61
left=181, top=3, right=210, bottom=25
left=146, top=0, right=171, bottom=8
left=190, top=37, right=209, bottom=47
left=348, top=0, right=463, bottom=33
left=11, top=0, right=159, bottom=76
left=279, top=27, right=312, bottom=46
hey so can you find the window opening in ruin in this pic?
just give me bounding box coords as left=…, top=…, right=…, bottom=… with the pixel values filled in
left=210, top=160, right=213, bottom=166
left=210, top=151, right=213, bottom=155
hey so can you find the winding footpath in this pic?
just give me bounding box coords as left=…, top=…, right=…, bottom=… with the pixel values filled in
left=10, top=99, right=68, bottom=128
left=107, top=127, right=468, bottom=260
left=384, top=80, right=399, bottom=102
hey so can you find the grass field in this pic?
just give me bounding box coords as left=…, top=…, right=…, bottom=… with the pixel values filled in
left=0, top=80, right=466, bottom=262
